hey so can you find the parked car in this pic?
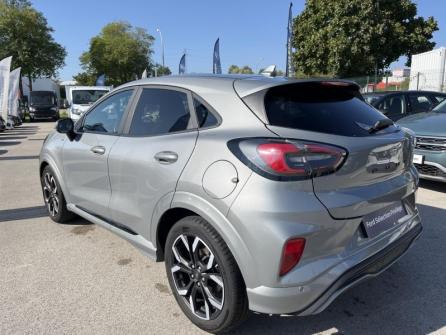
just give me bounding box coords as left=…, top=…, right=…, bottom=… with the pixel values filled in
left=364, top=90, right=446, bottom=121
left=40, top=75, right=422, bottom=333
left=29, top=90, right=59, bottom=121
left=398, top=99, right=446, bottom=182
left=0, top=116, right=5, bottom=132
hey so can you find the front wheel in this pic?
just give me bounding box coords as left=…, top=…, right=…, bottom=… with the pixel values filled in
left=41, top=166, right=75, bottom=223
left=165, top=216, right=249, bottom=333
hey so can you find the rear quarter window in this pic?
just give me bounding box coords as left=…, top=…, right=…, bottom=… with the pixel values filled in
left=263, top=83, right=396, bottom=137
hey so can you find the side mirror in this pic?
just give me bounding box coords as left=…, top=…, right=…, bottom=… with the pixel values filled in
left=56, top=118, right=75, bottom=140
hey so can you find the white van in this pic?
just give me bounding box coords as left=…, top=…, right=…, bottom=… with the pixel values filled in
left=66, top=86, right=111, bottom=122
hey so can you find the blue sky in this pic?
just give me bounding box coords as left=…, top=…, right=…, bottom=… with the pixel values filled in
left=32, top=0, right=446, bottom=81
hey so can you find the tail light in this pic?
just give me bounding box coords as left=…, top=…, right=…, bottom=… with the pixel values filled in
left=279, top=238, right=306, bottom=276
left=228, top=138, right=347, bottom=181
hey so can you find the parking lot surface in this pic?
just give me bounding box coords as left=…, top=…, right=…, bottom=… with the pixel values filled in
left=1, top=122, right=445, bottom=335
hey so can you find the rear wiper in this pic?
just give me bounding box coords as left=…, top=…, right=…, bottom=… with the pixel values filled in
left=368, top=118, right=394, bottom=134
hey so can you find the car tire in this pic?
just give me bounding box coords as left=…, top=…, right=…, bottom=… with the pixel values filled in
left=165, top=216, right=249, bottom=333
left=41, top=165, right=75, bottom=223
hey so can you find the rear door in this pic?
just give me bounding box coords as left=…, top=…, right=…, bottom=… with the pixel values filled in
left=258, top=82, right=416, bottom=219
left=107, top=87, right=198, bottom=238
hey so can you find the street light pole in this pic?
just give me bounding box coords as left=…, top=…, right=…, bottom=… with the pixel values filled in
left=156, top=28, right=165, bottom=68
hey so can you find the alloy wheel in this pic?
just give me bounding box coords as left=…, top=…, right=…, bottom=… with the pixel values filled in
left=42, top=172, right=59, bottom=217
left=170, top=234, right=225, bottom=320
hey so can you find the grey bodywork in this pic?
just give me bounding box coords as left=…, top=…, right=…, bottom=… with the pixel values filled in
left=40, top=75, right=421, bottom=315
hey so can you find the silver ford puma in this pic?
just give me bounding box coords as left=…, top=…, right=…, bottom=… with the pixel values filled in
left=39, top=75, right=422, bottom=333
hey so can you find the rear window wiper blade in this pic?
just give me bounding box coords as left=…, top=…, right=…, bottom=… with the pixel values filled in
left=368, top=118, right=394, bottom=134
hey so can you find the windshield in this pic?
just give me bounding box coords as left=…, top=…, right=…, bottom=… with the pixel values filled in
left=30, top=92, right=56, bottom=105
left=72, top=90, right=108, bottom=105
left=432, top=99, right=446, bottom=113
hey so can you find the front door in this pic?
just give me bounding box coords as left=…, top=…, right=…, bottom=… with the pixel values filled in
left=62, top=89, right=134, bottom=219
left=108, top=87, right=198, bottom=238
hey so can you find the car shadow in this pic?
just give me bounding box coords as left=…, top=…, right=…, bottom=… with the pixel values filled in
left=0, top=141, right=21, bottom=146
left=419, top=179, right=446, bottom=193
left=0, top=149, right=7, bottom=155
left=231, top=203, right=446, bottom=335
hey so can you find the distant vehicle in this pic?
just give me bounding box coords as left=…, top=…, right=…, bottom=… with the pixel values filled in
left=41, top=75, right=421, bottom=333
left=0, top=116, right=5, bottom=132
left=29, top=90, right=59, bottom=121
left=398, top=99, right=446, bottom=183
left=364, top=91, right=446, bottom=121
left=65, top=86, right=111, bottom=122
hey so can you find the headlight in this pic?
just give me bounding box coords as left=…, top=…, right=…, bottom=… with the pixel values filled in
left=71, top=108, right=81, bottom=115
left=51, top=107, right=57, bottom=111
left=29, top=107, right=36, bottom=112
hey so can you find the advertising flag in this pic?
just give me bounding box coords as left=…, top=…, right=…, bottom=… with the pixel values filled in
left=285, top=2, right=294, bottom=77
left=213, top=38, right=222, bottom=74
left=141, top=69, right=148, bottom=79
left=96, top=74, right=106, bottom=86
left=8, top=67, right=21, bottom=117
left=0, top=56, right=12, bottom=121
left=179, top=54, right=186, bottom=74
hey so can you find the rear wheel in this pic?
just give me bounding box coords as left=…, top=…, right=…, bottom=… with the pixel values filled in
left=165, top=216, right=248, bottom=333
left=41, top=165, right=75, bottom=223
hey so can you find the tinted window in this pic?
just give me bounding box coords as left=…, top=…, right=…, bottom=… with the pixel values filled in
left=377, top=94, right=406, bottom=117
left=129, top=88, right=190, bottom=136
left=433, top=99, right=446, bottom=113
left=72, top=90, right=109, bottom=104
left=433, top=95, right=446, bottom=103
left=194, top=98, right=218, bottom=128
left=409, top=94, right=432, bottom=114
left=30, top=91, right=56, bottom=105
left=263, top=83, right=396, bottom=137
left=82, top=90, right=132, bottom=134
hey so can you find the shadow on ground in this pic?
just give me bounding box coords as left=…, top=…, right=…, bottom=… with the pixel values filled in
left=231, top=203, right=446, bottom=335
left=420, top=179, right=446, bottom=193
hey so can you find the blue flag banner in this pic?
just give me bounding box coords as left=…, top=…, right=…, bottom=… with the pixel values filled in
left=179, top=54, right=186, bottom=74
left=286, top=2, right=294, bottom=77
left=213, top=38, right=222, bottom=74
left=96, top=74, right=106, bottom=86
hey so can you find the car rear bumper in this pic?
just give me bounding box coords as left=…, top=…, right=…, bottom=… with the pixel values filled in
left=246, top=215, right=422, bottom=315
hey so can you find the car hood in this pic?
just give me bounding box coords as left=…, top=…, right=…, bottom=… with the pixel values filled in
left=397, top=112, right=446, bottom=137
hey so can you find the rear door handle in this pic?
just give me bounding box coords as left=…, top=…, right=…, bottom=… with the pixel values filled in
left=154, top=151, right=178, bottom=164
left=91, top=146, right=106, bottom=155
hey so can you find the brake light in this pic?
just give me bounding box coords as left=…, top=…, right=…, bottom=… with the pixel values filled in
left=228, top=138, right=347, bottom=181
left=279, top=238, right=306, bottom=276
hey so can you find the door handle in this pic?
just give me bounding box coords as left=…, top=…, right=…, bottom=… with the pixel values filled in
left=91, top=146, right=106, bottom=155
left=154, top=151, right=178, bottom=164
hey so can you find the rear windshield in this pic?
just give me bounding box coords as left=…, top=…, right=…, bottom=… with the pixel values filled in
left=263, top=83, right=397, bottom=137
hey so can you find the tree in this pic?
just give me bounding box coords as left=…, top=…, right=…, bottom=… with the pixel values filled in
left=228, top=65, right=254, bottom=74
left=154, top=64, right=171, bottom=76
left=0, top=0, right=66, bottom=92
left=292, top=0, right=438, bottom=77
left=228, top=65, right=240, bottom=74
left=76, top=22, right=154, bottom=86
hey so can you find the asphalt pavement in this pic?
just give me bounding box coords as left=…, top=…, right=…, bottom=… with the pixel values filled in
left=1, top=122, right=445, bottom=335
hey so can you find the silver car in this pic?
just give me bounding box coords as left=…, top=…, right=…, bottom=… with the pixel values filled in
left=39, top=75, right=422, bottom=333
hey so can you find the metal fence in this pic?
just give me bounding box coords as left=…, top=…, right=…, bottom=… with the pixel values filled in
left=340, top=70, right=446, bottom=94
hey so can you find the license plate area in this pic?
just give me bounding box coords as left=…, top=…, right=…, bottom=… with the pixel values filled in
left=413, top=154, right=424, bottom=164
left=362, top=202, right=407, bottom=238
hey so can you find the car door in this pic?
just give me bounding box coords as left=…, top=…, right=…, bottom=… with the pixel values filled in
left=62, top=89, right=134, bottom=219
left=107, top=87, right=198, bottom=238
left=376, top=94, right=407, bottom=121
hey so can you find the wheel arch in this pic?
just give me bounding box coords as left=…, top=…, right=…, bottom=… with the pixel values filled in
left=154, top=191, right=257, bottom=288
left=39, top=155, right=70, bottom=204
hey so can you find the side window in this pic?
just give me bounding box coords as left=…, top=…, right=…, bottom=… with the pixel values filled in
left=409, top=94, right=432, bottom=114
left=194, top=98, right=218, bottom=128
left=377, top=95, right=406, bottom=117
left=129, top=88, right=191, bottom=136
left=82, top=90, right=132, bottom=134
left=433, top=95, right=446, bottom=103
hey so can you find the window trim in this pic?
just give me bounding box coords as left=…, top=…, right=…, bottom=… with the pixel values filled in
left=122, top=85, right=199, bottom=138
left=191, top=93, right=222, bottom=130
left=76, top=88, right=136, bottom=136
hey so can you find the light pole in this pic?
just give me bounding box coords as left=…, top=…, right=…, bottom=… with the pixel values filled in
left=156, top=28, right=165, bottom=68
